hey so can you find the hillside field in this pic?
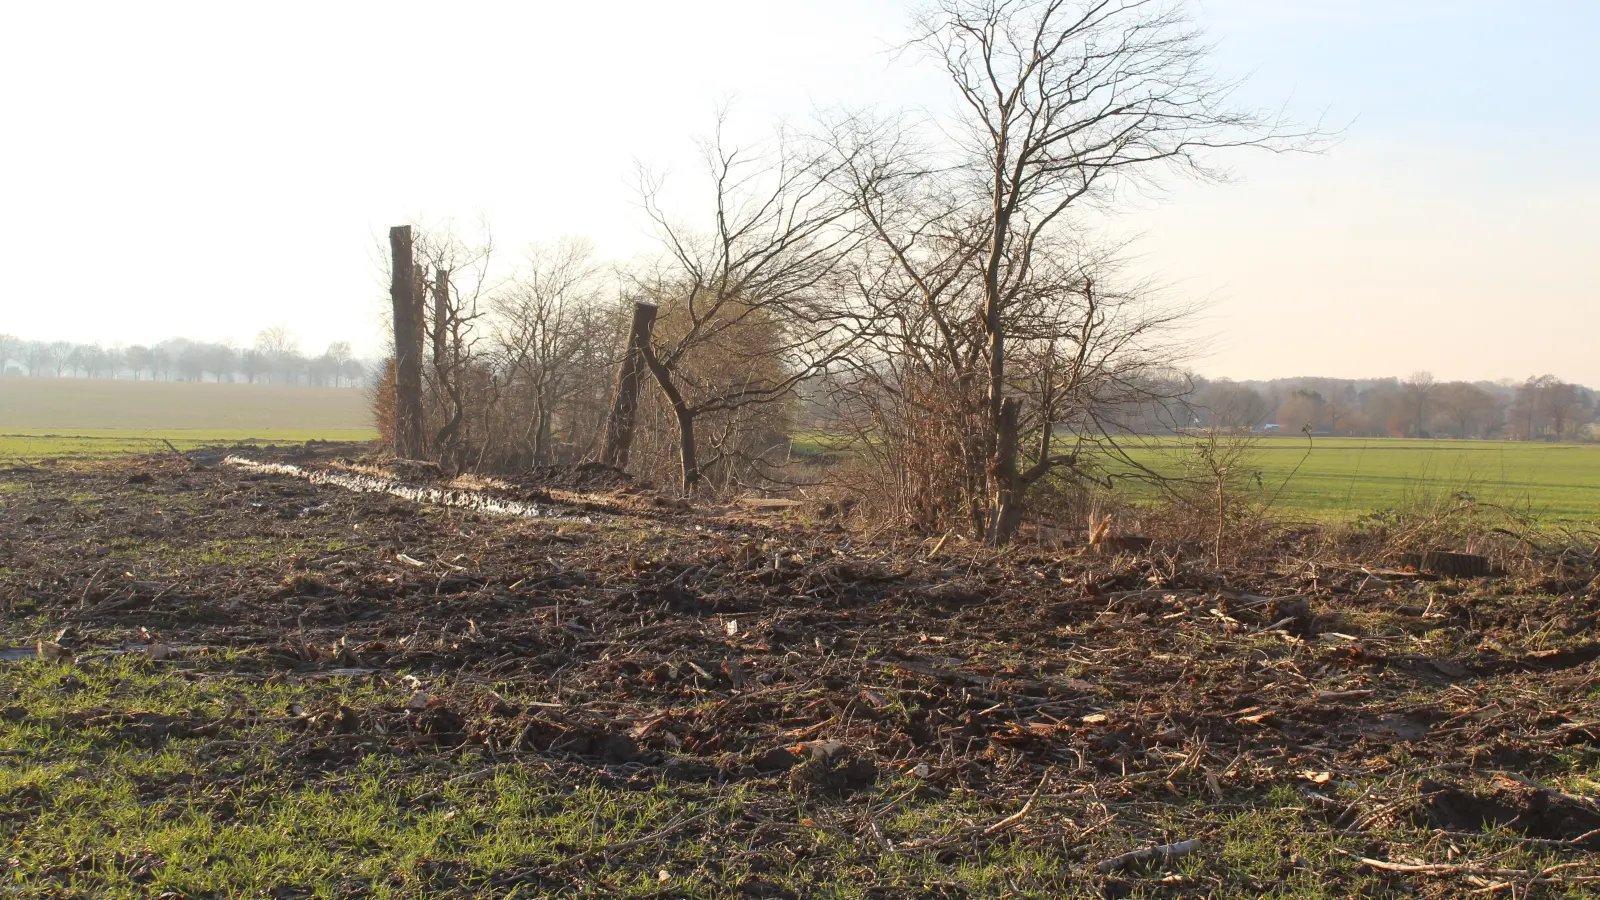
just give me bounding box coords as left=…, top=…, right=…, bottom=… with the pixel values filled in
left=0, top=378, right=376, bottom=458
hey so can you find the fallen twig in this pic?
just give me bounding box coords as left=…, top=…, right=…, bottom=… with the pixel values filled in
left=489, top=806, right=718, bottom=887
left=1097, top=839, right=1203, bottom=874
left=984, top=772, right=1047, bottom=835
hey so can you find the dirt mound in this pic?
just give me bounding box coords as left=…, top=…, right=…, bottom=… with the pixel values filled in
left=1416, top=778, right=1600, bottom=844
left=507, top=462, right=636, bottom=492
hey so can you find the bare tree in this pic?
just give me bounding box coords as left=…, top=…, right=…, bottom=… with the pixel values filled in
left=21, top=342, right=51, bottom=377
left=48, top=341, right=73, bottom=377
left=1544, top=378, right=1584, bottom=438
left=207, top=342, right=238, bottom=383
left=1432, top=381, right=1501, bottom=438
left=252, top=326, right=304, bottom=384
left=325, top=341, right=353, bottom=387
left=1404, top=370, right=1435, bottom=438
left=413, top=227, right=494, bottom=469
left=632, top=118, right=860, bottom=493
left=491, top=239, right=607, bottom=466
left=125, top=345, right=153, bottom=380
left=827, top=0, right=1317, bottom=542
left=1198, top=380, right=1270, bottom=430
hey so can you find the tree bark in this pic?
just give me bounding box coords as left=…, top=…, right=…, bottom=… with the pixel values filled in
left=988, top=397, right=1024, bottom=545
left=637, top=339, right=701, bottom=494
left=430, top=269, right=463, bottom=457
left=389, top=226, right=426, bottom=459
left=432, top=268, right=450, bottom=369
left=535, top=406, right=553, bottom=465
left=599, top=302, right=659, bottom=470
left=673, top=403, right=700, bottom=493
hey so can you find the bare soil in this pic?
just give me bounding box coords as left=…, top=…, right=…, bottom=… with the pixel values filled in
left=1, top=446, right=1598, bottom=897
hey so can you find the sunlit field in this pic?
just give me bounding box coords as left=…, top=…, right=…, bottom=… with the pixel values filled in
left=1111, top=435, right=1600, bottom=524
left=0, top=378, right=376, bottom=460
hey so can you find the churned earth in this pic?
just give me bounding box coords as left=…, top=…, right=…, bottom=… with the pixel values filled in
left=0, top=448, right=1596, bottom=898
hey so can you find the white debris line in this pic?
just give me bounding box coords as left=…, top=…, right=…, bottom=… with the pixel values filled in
left=222, top=457, right=591, bottom=522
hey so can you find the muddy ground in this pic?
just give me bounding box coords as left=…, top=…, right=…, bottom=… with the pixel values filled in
left=1, top=447, right=1597, bottom=897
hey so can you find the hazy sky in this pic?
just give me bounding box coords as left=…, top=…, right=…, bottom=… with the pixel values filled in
left=2, top=1, right=1595, bottom=383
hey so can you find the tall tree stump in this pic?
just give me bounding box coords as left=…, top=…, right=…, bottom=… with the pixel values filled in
left=599, top=302, right=659, bottom=470
left=389, top=226, right=426, bottom=459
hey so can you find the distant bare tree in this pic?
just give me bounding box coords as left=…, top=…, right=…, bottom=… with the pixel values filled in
left=176, top=344, right=206, bottom=382
left=1198, top=380, right=1271, bottom=430
left=150, top=346, right=172, bottom=381
left=206, top=343, right=238, bottom=383
left=1432, top=381, right=1502, bottom=438
left=1404, top=371, right=1435, bottom=437
left=48, top=341, right=72, bottom=377
left=253, top=326, right=301, bottom=383
left=1545, top=378, right=1585, bottom=438
left=22, top=342, right=53, bottom=377
left=124, top=345, right=153, bottom=380
left=239, top=349, right=267, bottom=384
left=324, top=341, right=354, bottom=387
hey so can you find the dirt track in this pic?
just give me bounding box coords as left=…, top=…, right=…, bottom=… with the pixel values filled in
left=2, top=448, right=1598, bottom=897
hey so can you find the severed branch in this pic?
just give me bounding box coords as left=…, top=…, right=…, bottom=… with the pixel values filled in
left=1097, top=839, right=1203, bottom=874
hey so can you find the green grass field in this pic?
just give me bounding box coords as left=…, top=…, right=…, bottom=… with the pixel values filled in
left=792, top=432, right=1600, bottom=525
left=0, top=378, right=377, bottom=460
left=1124, top=435, right=1600, bottom=524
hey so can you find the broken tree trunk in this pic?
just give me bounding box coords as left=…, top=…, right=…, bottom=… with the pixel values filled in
left=389, top=226, right=426, bottom=460
left=598, top=302, right=658, bottom=470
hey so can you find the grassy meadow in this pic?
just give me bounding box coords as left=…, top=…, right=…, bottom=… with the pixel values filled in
left=1117, top=435, right=1600, bottom=524
left=793, top=432, right=1600, bottom=525
left=0, top=378, right=376, bottom=460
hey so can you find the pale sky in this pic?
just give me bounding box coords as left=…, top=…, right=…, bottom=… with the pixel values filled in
left=1, top=1, right=1595, bottom=383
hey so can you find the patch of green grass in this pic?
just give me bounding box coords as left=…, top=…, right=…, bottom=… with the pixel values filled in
left=791, top=431, right=1600, bottom=523
left=0, top=378, right=373, bottom=431
left=0, top=430, right=376, bottom=461
left=0, top=377, right=376, bottom=460
left=1096, top=435, right=1600, bottom=523
left=0, top=655, right=1464, bottom=899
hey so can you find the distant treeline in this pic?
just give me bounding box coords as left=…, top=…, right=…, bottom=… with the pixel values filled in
left=1189, top=374, right=1598, bottom=441
left=0, top=329, right=375, bottom=388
